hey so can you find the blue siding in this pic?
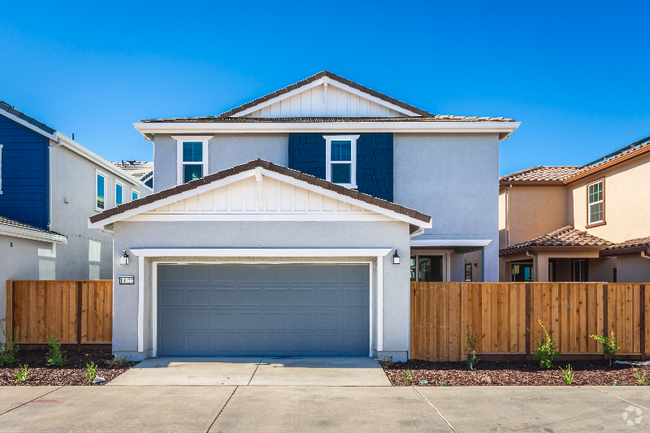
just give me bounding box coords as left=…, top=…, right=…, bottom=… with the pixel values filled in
left=288, top=133, right=393, bottom=202
left=0, top=116, right=49, bottom=229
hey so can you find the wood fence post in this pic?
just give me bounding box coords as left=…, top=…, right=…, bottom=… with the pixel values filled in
left=640, top=284, right=646, bottom=361
left=5, top=281, right=13, bottom=348
left=77, top=281, right=83, bottom=352
left=602, top=284, right=608, bottom=361
left=525, top=283, right=531, bottom=361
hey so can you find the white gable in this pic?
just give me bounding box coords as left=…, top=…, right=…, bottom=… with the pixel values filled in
left=233, top=77, right=421, bottom=118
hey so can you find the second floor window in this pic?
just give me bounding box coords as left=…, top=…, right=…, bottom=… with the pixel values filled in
left=96, top=172, right=106, bottom=210
left=588, top=179, right=604, bottom=225
left=324, top=135, right=359, bottom=188
left=115, top=183, right=123, bottom=205
left=132, top=190, right=139, bottom=201
left=174, top=136, right=211, bottom=185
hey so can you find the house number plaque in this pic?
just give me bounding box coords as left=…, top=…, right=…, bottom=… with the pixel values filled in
left=119, top=276, right=135, bottom=285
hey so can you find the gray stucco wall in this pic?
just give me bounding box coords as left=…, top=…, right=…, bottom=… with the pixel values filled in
left=152, top=134, right=289, bottom=192
left=394, top=133, right=501, bottom=281
left=112, top=220, right=411, bottom=361
left=616, top=255, right=650, bottom=283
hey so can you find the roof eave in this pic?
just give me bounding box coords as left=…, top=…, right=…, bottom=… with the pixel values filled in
left=600, top=245, right=650, bottom=257
left=500, top=245, right=608, bottom=256
left=499, top=180, right=565, bottom=187
left=0, top=225, right=67, bottom=244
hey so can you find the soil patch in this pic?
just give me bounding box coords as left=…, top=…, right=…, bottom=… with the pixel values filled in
left=0, top=348, right=138, bottom=386
left=383, top=359, right=650, bottom=387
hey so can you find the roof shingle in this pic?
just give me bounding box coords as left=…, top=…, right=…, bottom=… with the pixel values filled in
left=500, top=226, right=612, bottom=255
left=600, top=236, right=650, bottom=256
left=0, top=216, right=66, bottom=238
left=0, top=101, right=56, bottom=136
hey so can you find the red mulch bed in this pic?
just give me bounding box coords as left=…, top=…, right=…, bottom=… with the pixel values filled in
left=383, top=359, right=650, bottom=387
left=0, top=348, right=138, bottom=386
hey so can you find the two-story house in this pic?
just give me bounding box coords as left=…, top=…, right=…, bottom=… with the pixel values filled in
left=0, top=101, right=151, bottom=336
left=89, top=71, right=520, bottom=361
left=499, top=135, right=650, bottom=283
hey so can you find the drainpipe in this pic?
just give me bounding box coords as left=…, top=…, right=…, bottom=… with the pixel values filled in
left=505, top=184, right=513, bottom=247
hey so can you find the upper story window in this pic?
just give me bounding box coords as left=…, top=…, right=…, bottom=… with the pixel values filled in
left=132, top=189, right=139, bottom=201
left=173, top=136, right=212, bottom=185
left=115, top=182, right=124, bottom=205
left=324, top=135, right=359, bottom=188
left=96, top=171, right=107, bottom=210
left=587, top=179, right=605, bottom=225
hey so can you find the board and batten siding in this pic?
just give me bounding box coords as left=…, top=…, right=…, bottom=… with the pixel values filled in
left=0, top=115, right=49, bottom=229
left=245, top=84, right=405, bottom=118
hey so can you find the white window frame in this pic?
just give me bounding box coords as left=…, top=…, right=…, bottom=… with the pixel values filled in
left=173, top=136, right=212, bottom=185
left=95, top=170, right=107, bottom=211
left=587, top=179, right=605, bottom=225
left=324, top=135, right=359, bottom=189
left=131, top=188, right=140, bottom=201
left=0, top=144, right=3, bottom=194
left=115, top=181, right=125, bottom=206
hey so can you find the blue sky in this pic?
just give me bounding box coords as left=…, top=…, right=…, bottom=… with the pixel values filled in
left=1, top=1, right=648, bottom=176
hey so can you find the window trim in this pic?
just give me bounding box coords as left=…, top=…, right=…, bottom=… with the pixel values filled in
left=115, top=181, right=125, bottom=206
left=173, top=136, right=212, bottom=185
left=586, top=178, right=606, bottom=228
left=95, top=170, right=107, bottom=211
left=131, top=188, right=140, bottom=201
left=324, top=135, right=359, bottom=189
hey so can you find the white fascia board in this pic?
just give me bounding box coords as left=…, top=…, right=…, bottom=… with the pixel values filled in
left=54, top=133, right=153, bottom=192
left=410, top=239, right=493, bottom=247
left=133, top=121, right=521, bottom=135
left=129, top=248, right=393, bottom=258
left=0, top=225, right=67, bottom=244
left=0, top=110, right=58, bottom=140
left=230, top=79, right=326, bottom=117
left=126, top=213, right=395, bottom=222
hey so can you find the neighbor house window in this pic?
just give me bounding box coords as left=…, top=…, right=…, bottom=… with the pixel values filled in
left=324, top=135, right=359, bottom=188
left=572, top=259, right=588, bottom=282
left=465, top=264, right=473, bottom=282
left=588, top=179, right=605, bottom=225
left=511, top=263, right=534, bottom=282
left=115, top=182, right=124, bottom=205
left=410, top=255, right=444, bottom=282
left=131, top=189, right=140, bottom=201
left=173, top=136, right=212, bottom=185
left=96, top=171, right=107, bottom=210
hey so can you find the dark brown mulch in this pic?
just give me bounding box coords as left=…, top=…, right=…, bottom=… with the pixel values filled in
left=383, top=359, right=650, bottom=387
left=0, top=348, right=138, bottom=386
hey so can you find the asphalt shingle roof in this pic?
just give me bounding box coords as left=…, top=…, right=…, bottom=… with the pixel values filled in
left=0, top=216, right=66, bottom=238
left=500, top=226, right=612, bottom=255
left=0, top=101, right=56, bottom=136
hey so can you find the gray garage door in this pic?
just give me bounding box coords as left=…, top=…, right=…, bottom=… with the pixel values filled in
left=157, top=264, right=369, bottom=357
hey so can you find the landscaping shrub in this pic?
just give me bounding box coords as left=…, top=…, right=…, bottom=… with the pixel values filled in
left=463, top=325, right=480, bottom=370
left=590, top=332, right=619, bottom=366
left=0, top=322, right=19, bottom=366
left=533, top=320, right=560, bottom=368
left=45, top=329, right=67, bottom=367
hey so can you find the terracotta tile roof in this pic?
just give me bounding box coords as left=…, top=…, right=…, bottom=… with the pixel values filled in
left=500, top=226, right=612, bottom=255
left=140, top=115, right=516, bottom=124
left=89, top=159, right=431, bottom=225
left=0, top=216, right=66, bottom=238
left=600, top=236, right=650, bottom=256
left=0, top=101, right=56, bottom=135
left=500, top=166, right=586, bottom=183
left=218, top=71, right=434, bottom=118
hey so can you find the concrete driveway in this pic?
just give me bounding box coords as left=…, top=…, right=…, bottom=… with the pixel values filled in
left=107, top=357, right=391, bottom=387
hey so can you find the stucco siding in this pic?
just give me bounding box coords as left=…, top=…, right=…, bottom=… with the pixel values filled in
left=616, top=254, right=650, bottom=283
left=112, top=220, right=411, bottom=361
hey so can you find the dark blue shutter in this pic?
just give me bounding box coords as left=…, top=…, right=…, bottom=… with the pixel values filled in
left=288, top=134, right=326, bottom=179
left=356, top=134, right=393, bottom=202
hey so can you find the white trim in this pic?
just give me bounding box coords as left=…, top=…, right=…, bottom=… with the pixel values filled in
left=134, top=120, right=521, bottom=135
left=89, top=167, right=432, bottom=229
left=131, top=188, right=140, bottom=201
left=148, top=259, right=378, bottom=358
left=324, top=135, right=359, bottom=189
left=0, top=144, right=3, bottom=195
left=587, top=179, right=604, bottom=225
left=377, top=257, right=384, bottom=352
left=0, top=109, right=57, bottom=140
left=138, top=256, right=144, bottom=353
left=126, top=213, right=396, bottom=222
left=115, top=181, right=126, bottom=206
left=410, top=239, right=493, bottom=247
left=131, top=248, right=393, bottom=258
left=95, top=170, right=107, bottom=211
left=175, top=137, right=211, bottom=186
left=0, top=224, right=67, bottom=244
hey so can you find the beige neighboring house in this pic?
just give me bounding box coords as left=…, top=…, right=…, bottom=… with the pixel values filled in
left=499, top=135, right=650, bottom=283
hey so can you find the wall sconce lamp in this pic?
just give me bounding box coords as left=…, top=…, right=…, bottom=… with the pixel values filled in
left=119, top=250, right=130, bottom=266
left=392, top=250, right=400, bottom=265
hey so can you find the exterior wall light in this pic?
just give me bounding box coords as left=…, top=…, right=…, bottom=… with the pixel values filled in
left=119, top=250, right=130, bottom=265
left=393, top=250, right=400, bottom=264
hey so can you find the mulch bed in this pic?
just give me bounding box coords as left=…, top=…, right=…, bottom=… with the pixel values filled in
left=0, top=348, right=138, bottom=386
left=383, top=359, right=650, bottom=387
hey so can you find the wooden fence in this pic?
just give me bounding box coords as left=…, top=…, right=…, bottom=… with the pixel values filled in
left=411, top=282, right=649, bottom=362
left=5, top=280, right=113, bottom=347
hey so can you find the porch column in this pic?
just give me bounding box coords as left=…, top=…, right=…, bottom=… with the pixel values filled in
left=534, top=253, right=549, bottom=282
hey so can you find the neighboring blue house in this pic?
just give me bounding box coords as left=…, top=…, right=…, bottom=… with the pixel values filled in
left=90, top=71, right=520, bottom=361
left=0, top=101, right=152, bottom=337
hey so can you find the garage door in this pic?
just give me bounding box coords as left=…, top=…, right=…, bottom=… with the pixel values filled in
left=157, top=264, right=369, bottom=357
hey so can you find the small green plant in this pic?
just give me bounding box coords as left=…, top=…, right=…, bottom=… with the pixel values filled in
left=533, top=320, right=560, bottom=368
left=463, top=325, right=480, bottom=370
left=633, top=368, right=648, bottom=385
left=0, top=322, right=19, bottom=366
left=86, top=361, right=98, bottom=382
left=559, top=364, right=574, bottom=385
left=105, top=354, right=129, bottom=368
left=440, top=382, right=446, bottom=387
left=377, top=355, right=394, bottom=369
left=612, top=381, right=618, bottom=386
left=13, top=364, right=28, bottom=382
left=402, top=369, right=413, bottom=385
left=590, top=332, right=620, bottom=366
left=45, top=329, right=67, bottom=367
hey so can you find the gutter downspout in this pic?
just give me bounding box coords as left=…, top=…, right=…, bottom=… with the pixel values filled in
left=505, top=184, right=513, bottom=247
left=47, top=139, right=64, bottom=230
